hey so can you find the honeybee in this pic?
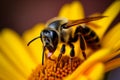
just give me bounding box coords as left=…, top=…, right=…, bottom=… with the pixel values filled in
left=27, top=16, right=105, bottom=65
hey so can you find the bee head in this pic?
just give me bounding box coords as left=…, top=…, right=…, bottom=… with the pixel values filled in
left=40, top=30, right=59, bottom=53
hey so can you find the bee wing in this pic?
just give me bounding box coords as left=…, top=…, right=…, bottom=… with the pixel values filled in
left=86, top=22, right=101, bottom=29
left=64, top=16, right=106, bottom=28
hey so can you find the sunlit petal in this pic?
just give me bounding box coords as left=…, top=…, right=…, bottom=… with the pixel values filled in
left=93, top=1, right=120, bottom=38
left=67, top=63, right=104, bottom=80
left=58, top=1, right=84, bottom=19
left=58, top=3, right=70, bottom=18
left=102, top=23, right=120, bottom=49
left=64, top=74, right=88, bottom=80
left=0, top=74, right=10, bottom=80
left=76, top=75, right=88, bottom=80
left=102, top=49, right=120, bottom=62
left=68, top=1, right=84, bottom=20
left=0, top=38, right=28, bottom=78
left=86, top=62, right=104, bottom=80
left=1, top=28, right=36, bottom=75
left=105, top=58, right=120, bottom=72
left=0, top=52, right=26, bottom=80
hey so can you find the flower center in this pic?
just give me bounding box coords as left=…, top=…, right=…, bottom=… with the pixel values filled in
left=29, top=56, right=83, bottom=80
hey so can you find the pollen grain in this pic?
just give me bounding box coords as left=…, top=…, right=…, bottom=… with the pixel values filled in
left=28, top=56, right=83, bottom=80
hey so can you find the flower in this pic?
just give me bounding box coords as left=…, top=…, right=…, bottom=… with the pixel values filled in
left=0, top=1, right=120, bottom=80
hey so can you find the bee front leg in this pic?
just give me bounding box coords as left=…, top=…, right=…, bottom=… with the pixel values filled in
left=56, top=44, right=66, bottom=68
left=68, top=43, right=75, bottom=71
left=42, top=46, right=45, bottom=65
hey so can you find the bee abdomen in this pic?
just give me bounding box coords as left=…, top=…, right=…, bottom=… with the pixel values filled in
left=78, top=25, right=100, bottom=47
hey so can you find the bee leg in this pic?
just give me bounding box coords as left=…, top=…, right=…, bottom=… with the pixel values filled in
left=41, top=46, right=46, bottom=77
left=42, top=46, right=45, bottom=65
left=68, top=43, right=75, bottom=71
left=48, top=57, right=56, bottom=61
left=80, top=34, right=87, bottom=59
left=71, top=26, right=87, bottom=59
left=69, top=43, right=75, bottom=57
left=56, top=44, right=65, bottom=69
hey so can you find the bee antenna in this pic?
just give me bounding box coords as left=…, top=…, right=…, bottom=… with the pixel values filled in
left=27, top=36, right=40, bottom=46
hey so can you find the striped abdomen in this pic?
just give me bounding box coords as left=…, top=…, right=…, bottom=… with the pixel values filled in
left=78, top=25, right=100, bottom=48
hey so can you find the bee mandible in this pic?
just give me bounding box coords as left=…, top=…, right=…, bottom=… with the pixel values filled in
left=27, top=16, right=105, bottom=65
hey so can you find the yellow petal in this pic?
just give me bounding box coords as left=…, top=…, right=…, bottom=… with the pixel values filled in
left=1, top=28, right=36, bottom=75
left=0, top=74, right=10, bottom=80
left=68, top=1, right=84, bottom=20
left=22, top=23, right=45, bottom=64
left=58, top=1, right=84, bottom=19
left=64, top=63, right=104, bottom=80
left=76, top=75, right=88, bottom=80
left=64, top=74, right=88, bottom=80
left=105, top=58, right=120, bottom=72
left=0, top=38, right=28, bottom=78
left=65, top=48, right=111, bottom=80
left=85, top=62, right=104, bottom=80
left=102, top=23, right=120, bottom=49
left=102, top=49, right=120, bottom=62
left=0, top=52, right=25, bottom=80
left=93, top=1, right=120, bottom=38
left=58, top=3, right=70, bottom=18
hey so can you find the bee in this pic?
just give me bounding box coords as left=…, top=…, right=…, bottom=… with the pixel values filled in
left=27, top=16, right=105, bottom=65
